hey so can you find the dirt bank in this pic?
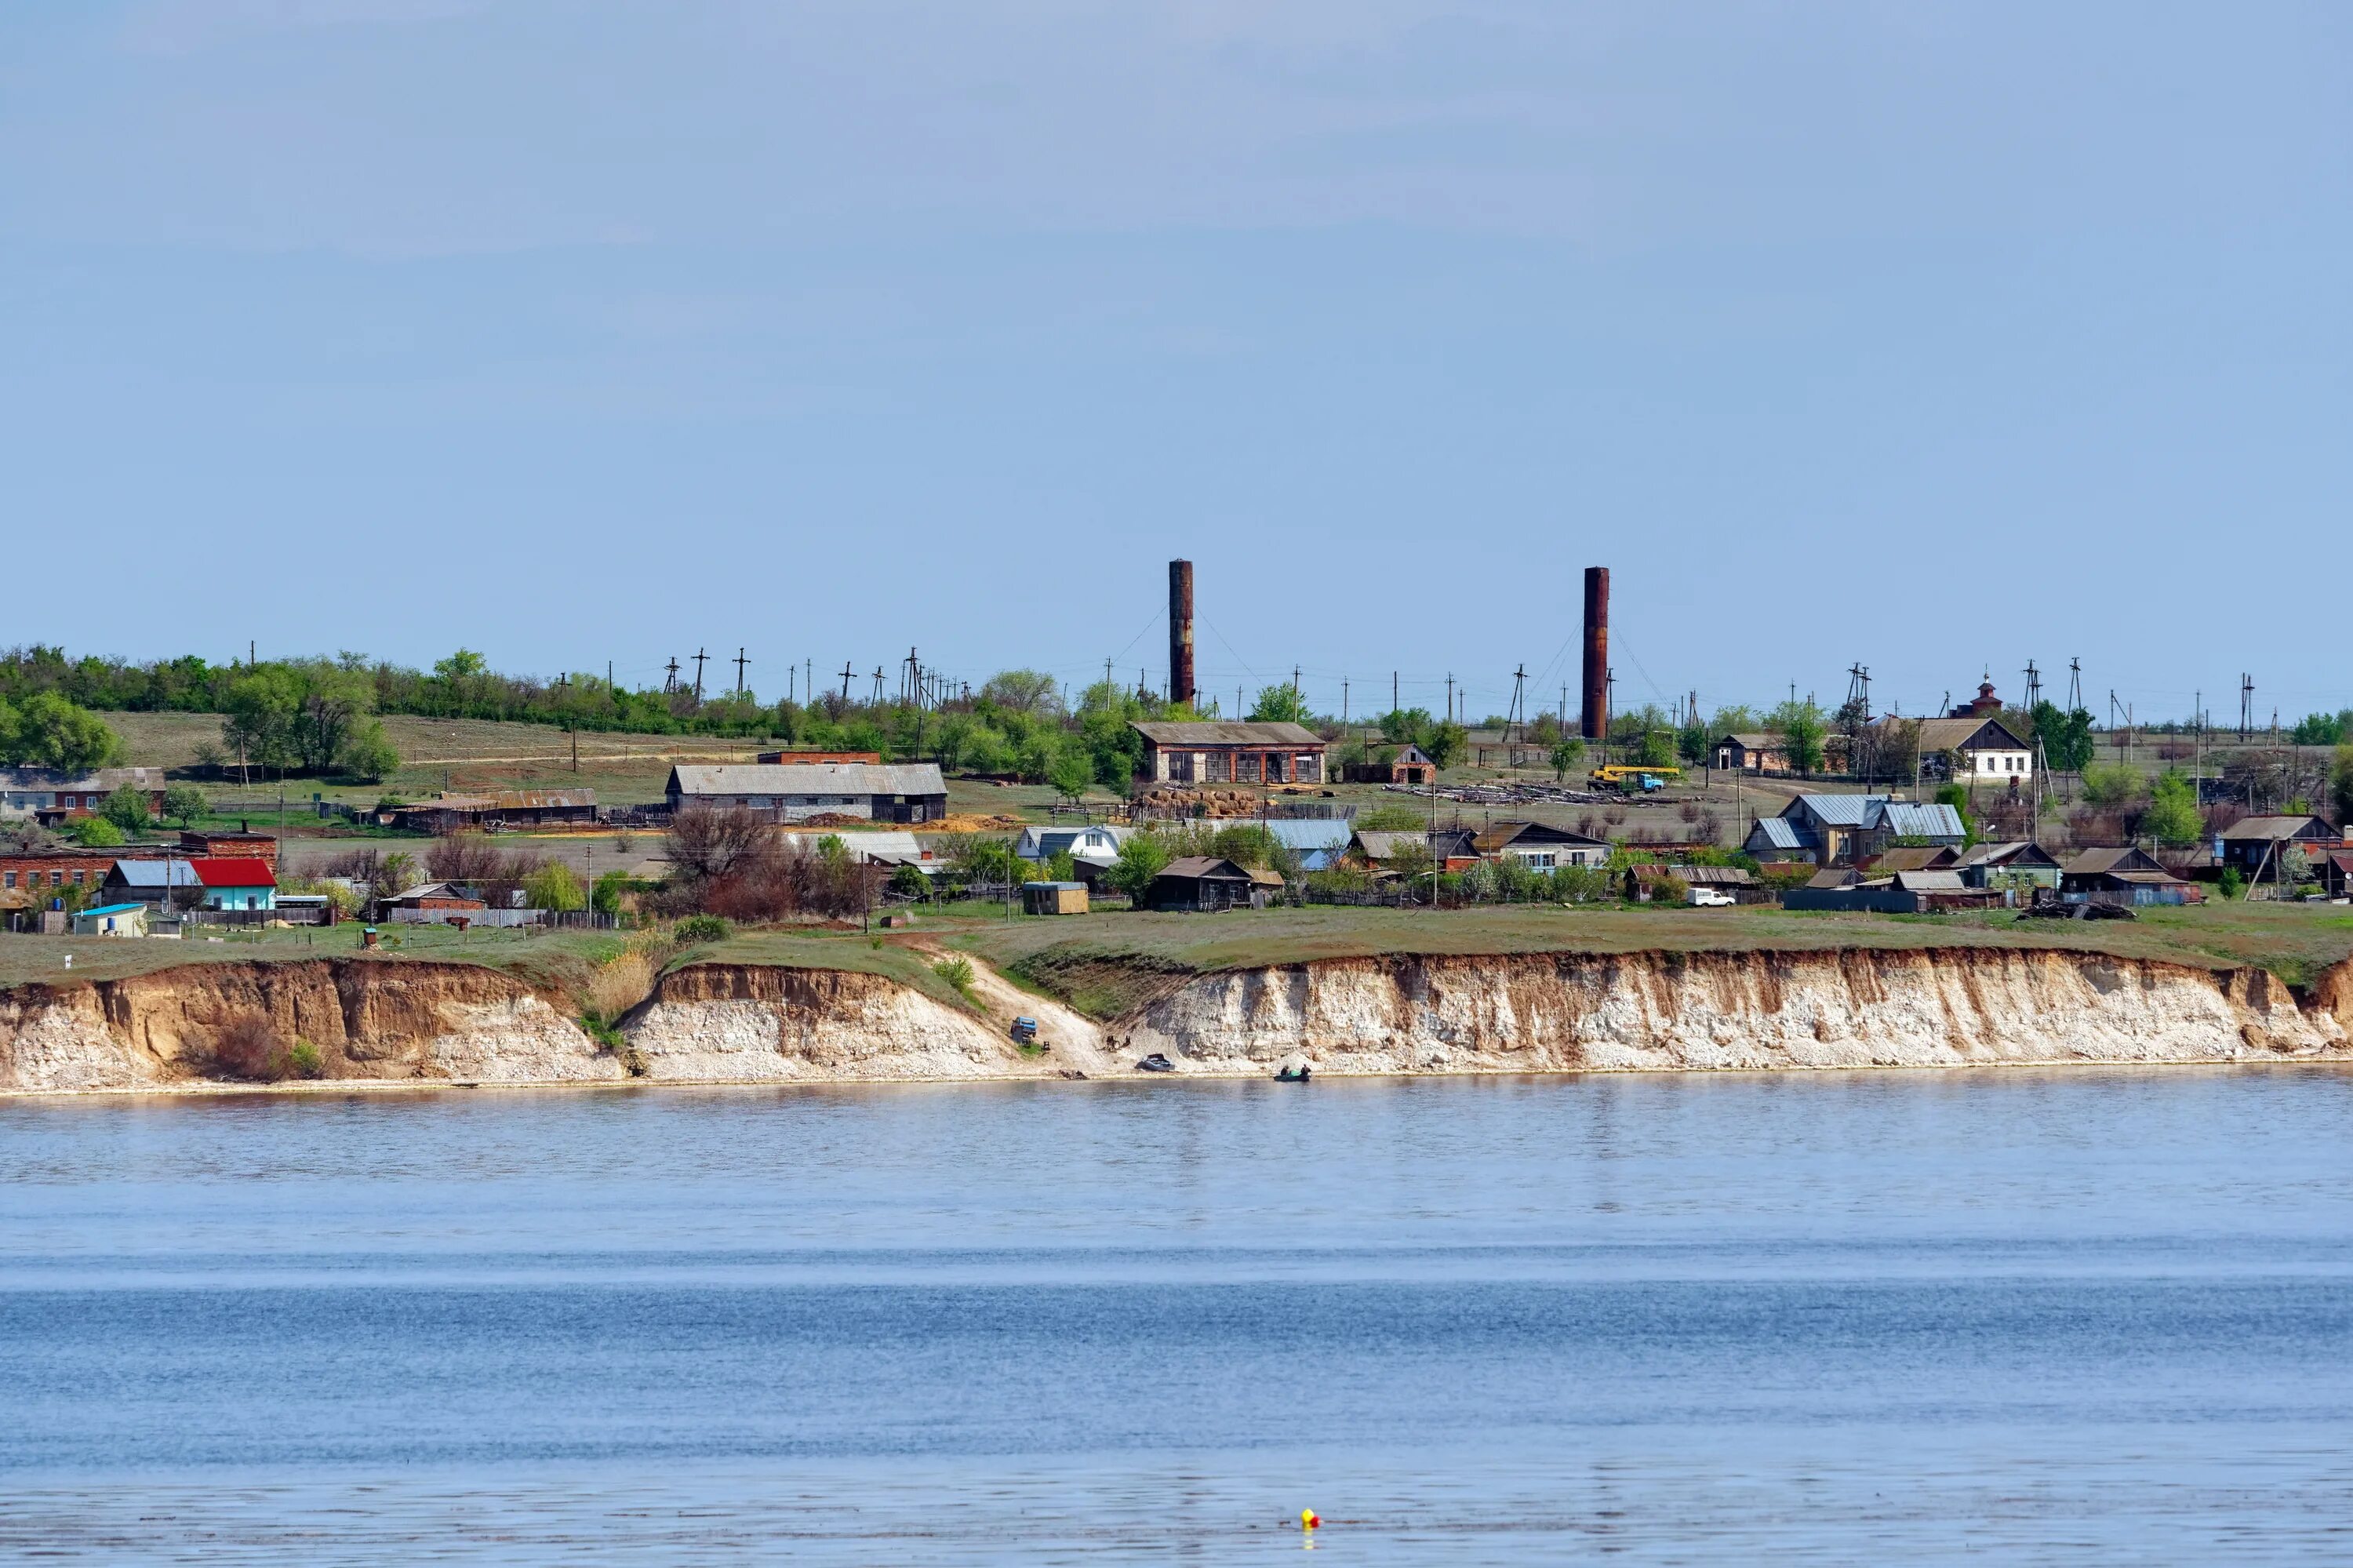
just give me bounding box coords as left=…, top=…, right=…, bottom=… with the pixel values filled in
left=6, top=947, right=2350, bottom=1094
left=0, top=960, right=620, bottom=1093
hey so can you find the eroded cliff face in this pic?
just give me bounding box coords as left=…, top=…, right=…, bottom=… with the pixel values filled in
left=0, top=961, right=619, bottom=1093
left=620, top=963, right=1111, bottom=1082
left=5, top=947, right=2350, bottom=1094
left=1120, top=948, right=2353, bottom=1075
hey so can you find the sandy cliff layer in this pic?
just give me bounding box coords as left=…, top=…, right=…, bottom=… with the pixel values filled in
left=1119, top=948, right=2353, bottom=1075
left=0, top=961, right=619, bottom=1093
left=4, top=948, right=2351, bottom=1093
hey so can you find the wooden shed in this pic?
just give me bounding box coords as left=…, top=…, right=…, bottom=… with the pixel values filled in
left=1021, top=881, right=1089, bottom=915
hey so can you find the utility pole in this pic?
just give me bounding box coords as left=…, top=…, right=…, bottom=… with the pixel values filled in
left=1392, top=671, right=1398, bottom=716
left=691, top=649, right=708, bottom=704
left=2024, top=659, right=2041, bottom=711
left=733, top=648, right=748, bottom=697
left=2240, top=673, right=2254, bottom=740
left=664, top=657, right=679, bottom=693
left=2067, top=657, right=2082, bottom=713
left=1445, top=674, right=1453, bottom=726
left=839, top=663, right=855, bottom=704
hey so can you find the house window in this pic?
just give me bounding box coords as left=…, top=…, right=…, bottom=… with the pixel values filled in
left=49, top=871, right=62, bottom=886
left=2, top=872, right=12, bottom=888
left=1525, top=853, right=1556, bottom=870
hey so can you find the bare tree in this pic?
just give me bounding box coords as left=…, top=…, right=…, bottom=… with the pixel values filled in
left=664, top=806, right=773, bottom=885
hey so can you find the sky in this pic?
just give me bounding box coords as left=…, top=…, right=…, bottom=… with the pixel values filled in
left=4, top=2, right=2348, bottom=726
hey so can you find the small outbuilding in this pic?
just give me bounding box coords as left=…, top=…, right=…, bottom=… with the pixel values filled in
left=1341, top=744, right=1436, bottom=786
left=1021, top=881, right=1089, bottom=915
left=1142, top=856, right=1280, bottom=912
left=70, top=902, right=149, bottom=937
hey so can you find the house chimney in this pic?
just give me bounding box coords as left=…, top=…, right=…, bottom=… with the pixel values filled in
left=1168, top=559, right=1195, bottom=708
left=1580, top=566, right=1609, bottom=740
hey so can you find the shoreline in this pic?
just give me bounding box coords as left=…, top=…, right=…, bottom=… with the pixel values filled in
left=9, top=1050, right=2351, bottom=1102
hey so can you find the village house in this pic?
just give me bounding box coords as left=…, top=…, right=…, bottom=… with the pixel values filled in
left=0, top=766, right=169, bottom=824
left=383, top=882, right=491, bottom=924
left=1428, top=828, right=1483, bottom=872
left=1866, top=682, right=2033, bottom=787
left=1866, top=845, right=1958, bottom=875
left=1141, top=856, right=1283, bottom=912
left=1015, top=824, right=1133, bottom=866
left=0, top=847, right=144, bottom=917
left=1471, top=820, right=1612, bottom=871
left=2060, top=846, right=2195, bottom=906
left=1743, top=794, right=1967, bottom=867
left=1950, top=840, right=2065, bottom=892
left=1711, top=733, right=1791, bottom=776
left=191, top=857, right=278, bottom=912
left=664, top=762, right=949, bottom=824
left=103, top=858, right=205, bottom=908
left=1783, top=868, right=2003, bottom=914
left=1346, top=829, right=1428, bottom=870
left=1340, top=744, right=1436, bottom=786
left=2215, top=815, right=2340, bottom=878
left=1129, top=722, right=1327, bottom=786
left=1627, top=863, right=1758, bottom=901
left=1263, top=818, right=1355, bottom=871
left=384, top=790, right=598, bottom=835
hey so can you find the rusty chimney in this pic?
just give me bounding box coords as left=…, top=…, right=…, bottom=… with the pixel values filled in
left=1168, top=559, right=1196, bottom=708
left=1580, top=566, right=1609, bottom=740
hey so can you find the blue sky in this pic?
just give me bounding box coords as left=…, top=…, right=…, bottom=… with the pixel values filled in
left=4, top=2, right=2348, bottom=724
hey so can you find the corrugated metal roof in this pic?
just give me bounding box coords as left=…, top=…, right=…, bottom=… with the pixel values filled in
left=1901, top=717, right=2029, bottom=753
left=109, top=860, right=201, bottom=888
left=669, top=763, right=947, bottom=797
left=1748, top=817, right=1809, bottom=850
left=1792, top=793, right=1882, bottom=827
left=1259, top=819, right=1354, bottom=851
left=2217, top=815, right=2335, bottom=841
left=1350, top=831, right=1426, bottom=860
left=1873, top=802, right=1966, bottom=839
left=1131, top=722, right=1324, bottom=747
left=1891, top=869, right=1968, bottom=891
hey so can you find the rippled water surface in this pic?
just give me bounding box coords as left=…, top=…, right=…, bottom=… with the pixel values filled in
left=5, top=1068, right=2353, bottom=1562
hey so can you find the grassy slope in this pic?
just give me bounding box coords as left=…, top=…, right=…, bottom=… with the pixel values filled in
left=11, top=903, right=2350, bottom=1019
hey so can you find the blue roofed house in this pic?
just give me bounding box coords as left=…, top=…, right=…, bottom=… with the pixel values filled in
left=1744, top=794, right=1968, bottom=867
left=1260, top=818, right=1355, bottom=871
left=1014, top=824, right=1134, bottom=867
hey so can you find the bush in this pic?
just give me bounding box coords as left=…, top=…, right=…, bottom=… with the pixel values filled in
left=522, top=861, right=587, bottom=911
left=212, top=1014, right=289, bottom=1081
left=100, top=786, right=151, bottom=832
left=674, top=914, right=730, bottom=943
left=71, top=815, right=125, bottom=847
left=285, top=1039, right=326, bottom=1079
left=2080, top=762, right=2141, bottom=807
left=933, top=955, right=978, bottom=1006
left=1355, top=806, right=1427, bottom=831
left=591, top=869, right=631, bottom=915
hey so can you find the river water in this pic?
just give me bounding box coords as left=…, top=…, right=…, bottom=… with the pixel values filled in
left=5, top=1068, right=2352, bottom=1563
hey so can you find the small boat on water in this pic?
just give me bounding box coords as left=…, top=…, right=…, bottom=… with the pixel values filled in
left=1274, top=1064, right=1311, bottom=1082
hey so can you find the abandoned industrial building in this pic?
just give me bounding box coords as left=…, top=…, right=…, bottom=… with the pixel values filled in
left=664, top=762, right=950, bottom=823
left=1130, top=721, right=1327, bottom=785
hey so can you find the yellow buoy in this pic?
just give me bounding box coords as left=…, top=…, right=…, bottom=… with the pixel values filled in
left=1300, top=1508, right=1321, bottom=1530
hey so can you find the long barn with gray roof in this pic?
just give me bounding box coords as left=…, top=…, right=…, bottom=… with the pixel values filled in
left=664, top=762, right=948, bottom=823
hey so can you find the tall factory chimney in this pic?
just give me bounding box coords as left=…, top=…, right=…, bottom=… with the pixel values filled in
left=1168, top=559, right=1196, bottom=708
left=1580, top=566, right=1609, bottom=740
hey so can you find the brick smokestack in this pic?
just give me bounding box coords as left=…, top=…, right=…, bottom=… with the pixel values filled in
left=1580, top=566, right=1609, bottom=740
left=1168, top=559, right=1195, bottom=708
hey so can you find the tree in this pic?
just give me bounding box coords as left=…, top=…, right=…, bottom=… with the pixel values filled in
left=220, top=668, right=302, bottom=775
left=100, top=786, right=151, bottom=833
left=1249, top=684, right=1311, bottom=725
left=71, top=815, right=125, bottom=847
left=592, top=868, right=632, bottom=914
left=2030, top=701, right=2097, bottom=773
left=1633, top=728, right=1678, bottom=769
left=665, top=805, right=773, bottom=884
left=1424, top=721, right=1469, bottom=770
left=161, top=784, right=210, bottom=828
left=336, top=718, right=400, bottom=780
left=1933, top=784, right=1977, bottom=846
left=2080, top=762, right=2141, bottom=807
left=372, top=850, right=421, bottom=913
left=979, top=670, right=1062, bottom=715
left=1768, top=697, right=1828, bottom=776
left=2332, top=744, right=2353, bottom=828
left=5, top=692, right=123, bottom=769
left=2141, top=770, right=2202, bottom=846
left=522, top=861, right=587, bottom=911
left=1380, top=708, right=1433, bottom=747
left=1105, top=831, right=1173, bottom=899
left=1548, top=736, right=1586, bottom=782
